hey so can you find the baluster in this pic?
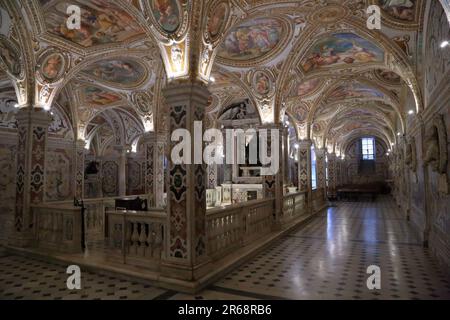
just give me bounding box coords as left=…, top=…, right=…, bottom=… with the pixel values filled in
left=147, top=223, right=158, bottom=257
left=131, top=221, right=140, bottom=255
left=138, top=222, right=147, bottom=257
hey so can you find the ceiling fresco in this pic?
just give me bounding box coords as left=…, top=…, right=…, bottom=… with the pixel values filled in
left=301, top=33, right=385, bottom=73
left=41, top=0, right=145, bottom=47
left=0, top=0, right=440, bottom=154
left=83, top=59, right=147, bottom=88
left=82, top=86, right=122, bottom=106
left=217, top=17, right=285, bottom=62
left=327, top=83, right=385, bottom=101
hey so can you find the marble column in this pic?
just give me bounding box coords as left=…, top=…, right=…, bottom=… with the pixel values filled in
left=12, top=107, right=52, bottom=246
left=336, top=158, right=342, bottom=188
left=298, top=140, right=312, bottom=193
left=161, top=82, right=211, bottom=281
left=327, top=153, right=337, bottom=199
left=222, top=127, right=232, bottom=183
left=116, top=146, right=128, bottom=197
left=260, top=124, right=284, bottom=225
left=315, top=147, right=327, bottom=203
left=74, top=139, right=85, bottom=199
left=207, top=163, right=217, bottom=189
left=298, top=140, right=312, bottom=213
left=143, top=131, right=165, bottom=208
left=282, top=127, right=289, bottom=186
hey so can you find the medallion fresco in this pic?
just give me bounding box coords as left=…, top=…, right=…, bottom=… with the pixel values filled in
left=0, top=38, right=20, bottom=76
left=43, top=0, right=144, bottom=47
left=218, top=17, right=284, bottom=61
left=208, top=2, right=228, bottom=39
left=40, top=53, right=65, bottom=81
left=83, top=59, right=146, bottom=87
left=328, top=83, right=385, bottom=100
left=375, top=69, right=401, bottom=85
left=295, top=78, right=322, bottom=97
left=301, top=33, right=384, bottom=72
left=151, top=0, right=181, bottom=33
left=83, top=86, right=122, bottom=106
left=379, top=0, right=417, bottom=22
left=253, top=71, right=271, bottom=96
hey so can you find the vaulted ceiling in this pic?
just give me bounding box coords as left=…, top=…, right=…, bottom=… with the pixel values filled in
left=0, top=0, right=447, bottom=156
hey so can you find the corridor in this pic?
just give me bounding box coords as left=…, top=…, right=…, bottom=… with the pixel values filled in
left=1, top=197, right=449, bottom=300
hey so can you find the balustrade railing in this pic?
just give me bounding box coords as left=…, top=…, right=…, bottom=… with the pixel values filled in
left=282, top=191, right=308, bottom=224
left=33, top=204, right=83, bottom=253
left=46, top=194, right=149, bottom=241
left=206, top=198, right=274, bottom=259
left=106, top=208, right=165, bottom=270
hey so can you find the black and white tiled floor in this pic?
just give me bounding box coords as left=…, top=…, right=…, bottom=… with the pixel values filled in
left=1, top=197, right=450, bottom=300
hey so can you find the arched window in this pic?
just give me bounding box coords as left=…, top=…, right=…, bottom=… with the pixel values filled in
left=311, top=145, right=317, bottom=190
left=361, top=137, right=375, bottom=160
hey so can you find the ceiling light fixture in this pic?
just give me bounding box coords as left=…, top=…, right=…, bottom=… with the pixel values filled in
left=210, top=76, right=215, bottom=83
left=408, top=110, right=414, bottom=115
left=440, top=40, right=449, bottom=48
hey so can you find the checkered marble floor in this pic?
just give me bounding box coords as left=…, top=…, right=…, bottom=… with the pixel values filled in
left=210, top=197, right=450, bottom=300
left=1, top=197, right=450, bottom=300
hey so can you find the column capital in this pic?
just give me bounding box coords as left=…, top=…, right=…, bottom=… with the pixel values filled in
left=142, top=131, right=166, bottom=144
left=75, top=139, right=86, bottom=149
left=298, top=139, right=312, bottom=149
left=15, top=107, right=52, bottom=127
left=162, top=81, right=210, bottom=107
left=315, top=148, right=326, bottom=157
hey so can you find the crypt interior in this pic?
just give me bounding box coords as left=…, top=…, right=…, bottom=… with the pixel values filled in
left=0, top=0, right=450, bottom=300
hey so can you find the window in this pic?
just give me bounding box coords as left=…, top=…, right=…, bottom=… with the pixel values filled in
left=361, top=137, right=375, bottom=160
left=311, top=145, right=317, bottom=190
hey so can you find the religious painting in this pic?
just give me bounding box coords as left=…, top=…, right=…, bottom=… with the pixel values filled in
left=0, top=145, right=16, bottom=238
left=379, top=0, right=417, bottom=21
left=291, top=104, right=308, bottom=123
left=301, top=33, right=384, bottom=72
left=43, top=0, right=144, bottom=47
left=218, top=18, right=284, bottom=61
left=102, top=161, right=118, bottom=196
left=0, top=39, right=20, bottom=76
left=208, top=2, right=228, bottom=39
left=328, top=83, right=385, bottom=100
left=40, top=53, right=65, bottom=81
left=151, top=0, right=181, bottom=33
left=0, top=97, right=18, bottom=129
left=253, top=71, right=271, bottom=96
left=45, top=149, right=72, bottom=201
left=84, top=59, right=145, bottom=87
left=375, top=69, right=401, bottom=85
left=296, top=78, right=322, bottom=97
left=83, top=86, right=121, bottom=106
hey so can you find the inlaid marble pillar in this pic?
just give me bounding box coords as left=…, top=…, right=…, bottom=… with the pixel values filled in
left=161, top=82, right=211, bottom=280
left=74, top=140, right=85, bottom=199
left=282, top=127, right=289, bottom=186
left=315, top=148, right=327, bottom=203
left=298, top=140, right=312, bottom=212
left=336, top=158, right=342, bottom=187
left=12, top=108, right=52, bottom=246
left=207, top=163, right=217, bottom=189
left=297, top=140, right=312, bottom=193
left=116, top=146, right=127, bottom=197
left=222, top=127, right=232, bottom=183
left=327, top=153, right=337, bottom=199
left=143, top=132, right=165, bottom=208
left=260, top=124, right=283, bottom=224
